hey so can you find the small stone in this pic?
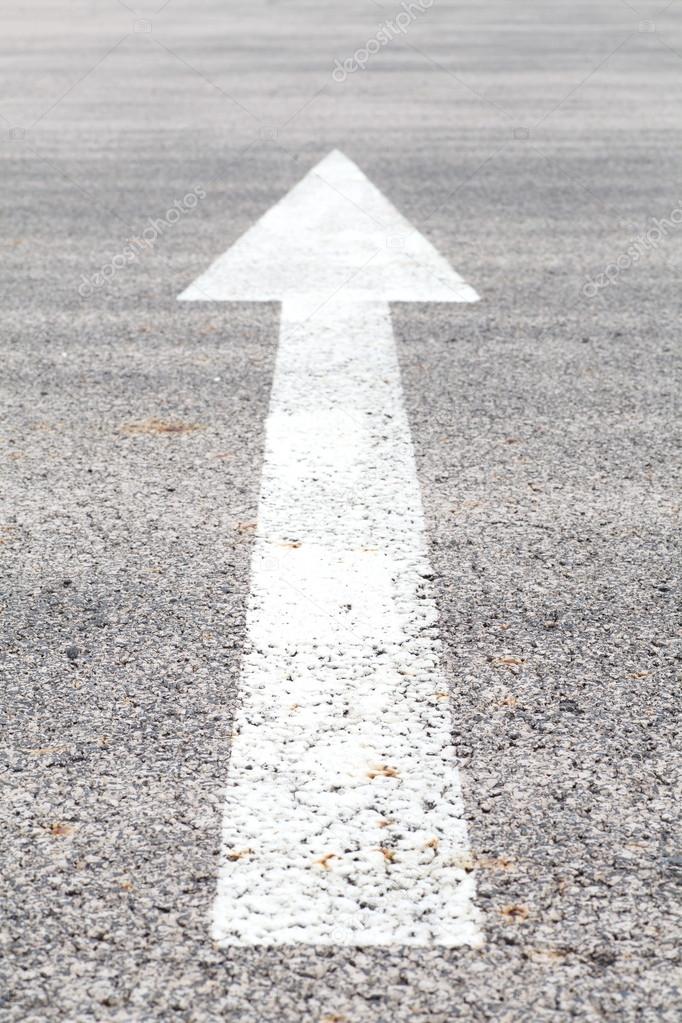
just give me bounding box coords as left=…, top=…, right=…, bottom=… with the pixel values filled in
left=66, top=645, right=80, bottom=661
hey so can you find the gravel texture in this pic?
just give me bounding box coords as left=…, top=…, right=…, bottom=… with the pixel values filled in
left=1, top=1, right=680, bottom=1020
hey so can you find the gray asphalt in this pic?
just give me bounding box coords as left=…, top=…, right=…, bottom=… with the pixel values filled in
left=1, top=1, right=680, bottom=1020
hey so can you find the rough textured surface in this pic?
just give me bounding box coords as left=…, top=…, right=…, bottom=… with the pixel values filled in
left=1, top=0, right=680, bottom=1020
left=212, top=296, right=479, bottom=946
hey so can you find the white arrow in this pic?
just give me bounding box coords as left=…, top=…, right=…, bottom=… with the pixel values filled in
left=179, top=150, right=483, bottom=946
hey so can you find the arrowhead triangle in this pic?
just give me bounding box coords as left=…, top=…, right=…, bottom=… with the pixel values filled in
left=179, top=150, right=478, bottom=303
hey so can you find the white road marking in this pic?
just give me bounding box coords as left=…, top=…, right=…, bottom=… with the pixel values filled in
left=178, top=149, right=477, bottom=309
left=179, top=151, right=483, bottom=946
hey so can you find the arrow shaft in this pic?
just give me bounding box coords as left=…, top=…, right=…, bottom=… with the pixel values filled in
left=214, top=296, right=481, bottom=946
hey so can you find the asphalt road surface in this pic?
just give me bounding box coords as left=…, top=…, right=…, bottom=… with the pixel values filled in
left=1, top=1, right=680, bottom=1020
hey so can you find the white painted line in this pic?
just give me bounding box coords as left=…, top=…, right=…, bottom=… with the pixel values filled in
left=179, top=151, right=483, bottom=946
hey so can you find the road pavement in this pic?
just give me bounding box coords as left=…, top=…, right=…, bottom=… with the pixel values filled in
left=1, top=1, right=680, bottom=1020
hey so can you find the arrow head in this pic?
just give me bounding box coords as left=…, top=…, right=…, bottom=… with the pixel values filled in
left=179, top=149, right=478, bottom=303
